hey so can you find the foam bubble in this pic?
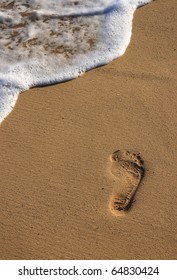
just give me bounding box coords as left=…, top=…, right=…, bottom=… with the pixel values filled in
left=0, top=0, right=152, bottom=124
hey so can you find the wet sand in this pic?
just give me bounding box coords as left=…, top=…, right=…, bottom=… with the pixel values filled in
left=0, top=0, right=177, bottom=259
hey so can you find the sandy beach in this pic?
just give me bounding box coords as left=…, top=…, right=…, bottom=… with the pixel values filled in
left=0, top=0, right=177, bottom=259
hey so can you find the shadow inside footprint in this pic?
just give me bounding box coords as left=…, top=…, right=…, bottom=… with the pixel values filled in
left=109, top=150, right=145, bottom=216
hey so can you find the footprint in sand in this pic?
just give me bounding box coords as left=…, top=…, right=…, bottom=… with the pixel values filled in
left=109, top=150, right=145, bottom=216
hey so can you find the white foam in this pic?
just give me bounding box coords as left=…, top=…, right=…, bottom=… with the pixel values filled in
left=0, top=0, right=152, bottom=124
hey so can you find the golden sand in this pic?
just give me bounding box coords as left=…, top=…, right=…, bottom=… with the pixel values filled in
left=0, top=0, right=176, bottom=259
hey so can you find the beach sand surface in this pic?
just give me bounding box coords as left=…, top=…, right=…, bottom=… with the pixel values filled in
left=0, top=0, right=177, bottom=259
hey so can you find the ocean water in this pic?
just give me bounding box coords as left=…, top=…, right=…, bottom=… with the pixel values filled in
left=0, top=0, right=152, bottom=124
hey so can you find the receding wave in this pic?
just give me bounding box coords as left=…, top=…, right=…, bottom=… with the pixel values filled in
left=0, top=0, right=152, bottom=124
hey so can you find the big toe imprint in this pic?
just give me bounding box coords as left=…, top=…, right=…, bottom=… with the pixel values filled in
left=109, top=150, right=145, bottom=216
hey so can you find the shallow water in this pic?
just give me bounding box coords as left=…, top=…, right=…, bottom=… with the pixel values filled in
left=0, top=0, right=151, bottom=124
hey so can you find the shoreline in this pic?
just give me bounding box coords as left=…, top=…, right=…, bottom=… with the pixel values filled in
left=0, top=0, right=176, bottom=259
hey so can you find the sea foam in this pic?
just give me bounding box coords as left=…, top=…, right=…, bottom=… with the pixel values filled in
left=0, top=0, right=152, bottom=124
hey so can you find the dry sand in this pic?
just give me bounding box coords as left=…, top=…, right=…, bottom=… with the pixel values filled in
left=0, top=0, right=177, bottom=259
